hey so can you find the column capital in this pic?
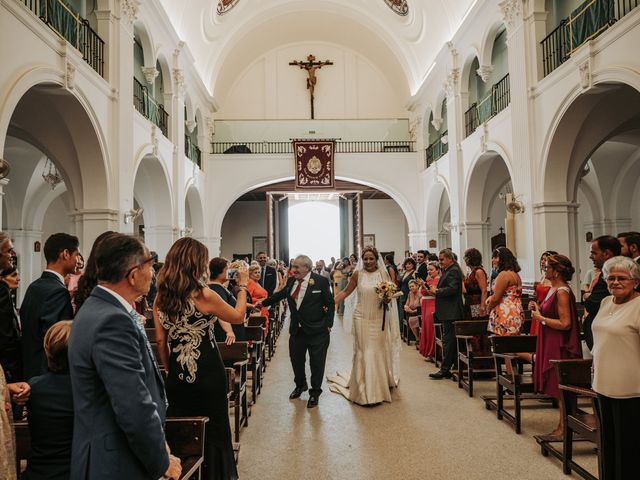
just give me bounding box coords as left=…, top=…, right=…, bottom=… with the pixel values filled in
left=499, top=0, right=524, bottom=33
left=476, top=65, right=494, bottom=83
left=141, top=66, right=159, bottom=85
left=119, top=0, right=140, bottom=24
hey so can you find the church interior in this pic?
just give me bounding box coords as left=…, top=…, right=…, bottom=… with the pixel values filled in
left=2, top=0, right=640, bottom=478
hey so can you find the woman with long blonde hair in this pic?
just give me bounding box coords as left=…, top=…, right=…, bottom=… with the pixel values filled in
left=154, top=237, right=248, bottom=480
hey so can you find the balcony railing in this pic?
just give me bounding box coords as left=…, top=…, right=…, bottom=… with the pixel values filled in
left=211, top=140, right=415, bottom=154
left=425, top=131, right=448, bottom=169
left=21, top=0, right=105, bottom=77
left=185, top=135, right=202, bottom=169
left=541, top=0, right=639, bottom=77
left=133, top=78, right=169, bottom=137
left=464, top=74, right=510, bottom=137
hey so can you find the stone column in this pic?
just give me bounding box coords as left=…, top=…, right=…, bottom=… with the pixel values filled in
left=408, top=231, right=427, bottom=252
left=70, top=209, right=120, bottom=253
left=143, top=225, right=176, bottom=261
left=462, top=221, right=491, bottom=261
left=7, top=229, right=43, bottom=304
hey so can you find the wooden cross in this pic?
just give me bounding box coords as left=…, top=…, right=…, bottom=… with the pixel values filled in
left=289, top=54, right=333, bottom=119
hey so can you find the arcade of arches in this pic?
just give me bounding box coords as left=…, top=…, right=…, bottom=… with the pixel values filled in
left=2, top=0, right=640, bottom=478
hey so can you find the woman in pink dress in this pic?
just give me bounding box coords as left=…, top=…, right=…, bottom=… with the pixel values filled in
left=529, top=254, right=582, bottom=437
left=420, top=262, right=440, bottom=360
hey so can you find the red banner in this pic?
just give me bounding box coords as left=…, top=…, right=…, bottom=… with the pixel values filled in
left=293, top=140, right=335, bottom=189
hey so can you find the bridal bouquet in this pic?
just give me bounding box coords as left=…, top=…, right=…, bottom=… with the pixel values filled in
left=375, top=281, right=398, bottom=331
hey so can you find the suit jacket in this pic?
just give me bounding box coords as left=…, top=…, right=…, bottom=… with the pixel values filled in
left=69, top=287, right=169, bottom=480
left=25, top=372, right=74, bottom=480
left=259, top=265, right=278, bottom=297
left=263, top=273, right=334, bottom=335
left=416, top=262, right=429, bottom=281
left=434, top=264, right=464, bottom=322
left=583, top=274, right=608, bottom=350
left=20, top=271, right=74, bottom=380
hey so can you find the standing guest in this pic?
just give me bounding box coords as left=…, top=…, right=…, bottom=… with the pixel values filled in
left=404, top=280, right=422, bottom=344
left=73, top=231, right=116, bottom=312
left=462, top=248, right=488, bottom=319
left=333, top=262, right=344, bottom=314
left=338, top=257, right=353, bottom=315
left=617, top=231, right=640, bottom=263
left=384, top=254, right=399, bottom=286
left=155, top=238, right=248, bottom=480
left=349, top=253, right=358, bottom=267
left=485, top=247, right=524, bottom=337
left=420, top=261, right=440, bottom=360
left=592, top=256, right=640, bottom=479
left=25, top=321, right=74, bottom=480
left=0, top=265, right=21, bottom=384
left=208, top=257, right=243, bottom=343
left=69, top=234, right=181, bottom=480
left=326, top=257, right=336, bottom=273
left=584, top=235, right=621, bottom=350
left=145, top=251, right=160, bottom=307
left=314, top=261, right=330, bottom=280
left=581, top=265, right=600, bottom=301
left=21, top=233, right=79, bottom=380
left=268, top=259, right=286, bottom=292
left=529, top=255, right=582, bottom=438
left=531, top=250, right=557, bottom=335
left=256, top=251, right=277, bottom=297
left=248, top=264, right=270, bottom=335
left=66, top=254, right=84, bottom=301
left=415, top=250, right=429, bottom=281
left=428, top=250, right=464, bottom=379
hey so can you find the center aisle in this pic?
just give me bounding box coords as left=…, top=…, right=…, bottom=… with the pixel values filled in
left=238, top=313, right=581, bottom=479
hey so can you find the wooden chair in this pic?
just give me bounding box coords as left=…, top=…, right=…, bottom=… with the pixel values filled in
left=248, top=315, right=272, bottom=362
left=217, top=342, right=249, bottom=442
left=244, top=325, right=265, bottom=404
left=482, top=335, right=556, bottom=433
left=14, top=420, right=31, bottom=474
left=165, top=417, right=209, bottom=480
left=434, top=322, right=444, bottom=368
left=535, top=359, right=600, bottom=480
left=455, top=319, right=493, bottom=397
left=145, top=327, right=158, bottom=343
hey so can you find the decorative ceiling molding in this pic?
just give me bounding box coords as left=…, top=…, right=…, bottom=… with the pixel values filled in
left=217, top=0, right=240, bottom=16
left=384, top=0, right=409, bottom=17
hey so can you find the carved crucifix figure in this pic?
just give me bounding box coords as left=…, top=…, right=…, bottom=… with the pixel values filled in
left=289, top=54, right=333, bottom=119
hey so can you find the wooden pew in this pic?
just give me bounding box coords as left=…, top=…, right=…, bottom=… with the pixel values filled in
left=244, top=325, right=265, bottom=405
left=482, top=335, right=556, bottom=433
left=14, top=420, right=31, bottom=474
left=248, top=315, right=272, bottom=362
left=165, top=417, right=209, bottom=480
left=535, top=359, right=600, bottom=480
left=454, top=319, right=493, bottom=397
left=217, top=342, right=249, bottom=443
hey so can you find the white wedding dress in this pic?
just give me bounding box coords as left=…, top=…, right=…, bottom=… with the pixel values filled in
left=327, top=266, right=401, bottom=405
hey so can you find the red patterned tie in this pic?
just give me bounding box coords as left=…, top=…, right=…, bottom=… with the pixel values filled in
left=291, top=279, right=303, bottom=301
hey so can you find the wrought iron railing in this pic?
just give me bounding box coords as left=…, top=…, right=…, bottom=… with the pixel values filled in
left=541, top=0, right=639, bottom=77
left=424, top=131, right=448, bottom=169
left=185, top=135, right=202, bottom=168
left=133, top=78, right=169, bottom=137
left=464, top=74, right=511, bottom=137
left=21, top=0, right=105, bottom=77
left=211, top=140, right=415, bottom=154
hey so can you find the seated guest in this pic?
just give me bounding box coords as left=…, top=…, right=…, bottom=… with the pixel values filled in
left=21, top=233, right=79, bottom=380
left=0, top=265, right=22, bottom=384
left=25, top=321, right=74, bottom=480
left=528, top=254, right=582, bottom=438
left=208, top=257, right=243, bottom=342
left=486, top=247, right=524, bottom=337
left=69, top=233, right=181, bottom=480
left=404, top=280, right=422, bottom=344
left=592, top=256, right=640, bottom=479
left=154, top=238, right=248, bottom=480
left=399, top=257, right=417, bottom=329
left=462, top=248, right=487, bottom=319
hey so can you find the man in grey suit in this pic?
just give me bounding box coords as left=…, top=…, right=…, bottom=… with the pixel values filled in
left=69, top=234, right=181, bottom=480
left=428, top=249, right=464, bottom=379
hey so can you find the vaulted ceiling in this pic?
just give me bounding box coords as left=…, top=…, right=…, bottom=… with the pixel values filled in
left=158, top=0, right=476, bottom=103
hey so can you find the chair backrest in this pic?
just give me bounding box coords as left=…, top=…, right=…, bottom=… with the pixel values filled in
left=454, top=320, right=489, bottom=336
left=552, top=359, right=592, bottom=388
left=217, top=341, right=249, bottom=363
left=491, top=335, right=537, bottom=354
left=165, top=417, right=209, bottom=457
left=145, top=327, right=158, bottom=343
left=247, top=315, right=267, bottom=328
left=244, top=325, right=264, bottom=342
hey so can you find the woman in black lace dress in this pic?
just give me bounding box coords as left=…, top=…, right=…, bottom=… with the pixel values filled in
left=154, top=238, right=248, bottom=480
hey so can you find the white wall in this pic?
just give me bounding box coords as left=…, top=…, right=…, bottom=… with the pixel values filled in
left=363, top=199, right=408, bottom=261
left=220, top=201, right=267, bottom=259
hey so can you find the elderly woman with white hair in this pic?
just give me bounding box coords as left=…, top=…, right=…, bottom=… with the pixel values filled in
left=592, top=255, right=640, bottom=480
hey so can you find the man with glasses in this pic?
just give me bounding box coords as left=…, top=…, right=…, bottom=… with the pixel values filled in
left=21, top=233, right=79, bottom=379
left=584, top=235, right=621, bottom=351
left=69, top=233, right=181, bottom=480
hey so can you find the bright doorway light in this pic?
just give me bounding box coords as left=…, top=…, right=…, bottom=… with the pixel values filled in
left=288, top=199, right=340, bottom=264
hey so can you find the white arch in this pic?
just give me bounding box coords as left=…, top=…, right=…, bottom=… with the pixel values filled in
left=185, top=185, right=205, bottom=238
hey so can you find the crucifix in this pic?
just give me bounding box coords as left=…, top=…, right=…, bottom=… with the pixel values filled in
left=289, top=54, right=333, bottom=119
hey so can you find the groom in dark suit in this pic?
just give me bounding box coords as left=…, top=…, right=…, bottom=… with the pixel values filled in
left=260, top=254, right=334, bottom=408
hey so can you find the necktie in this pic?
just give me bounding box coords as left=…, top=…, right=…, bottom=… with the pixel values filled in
left=291, top=279, right=303, bottom=301
left=261, top=267, right=266, bottom=285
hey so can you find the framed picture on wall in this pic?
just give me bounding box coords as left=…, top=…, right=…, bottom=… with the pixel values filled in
left=363, top=234, right=375, bottom=247
left=252, top=236, right=268, bottom=258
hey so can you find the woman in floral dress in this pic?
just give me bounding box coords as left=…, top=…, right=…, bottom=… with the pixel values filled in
left=486, top=247, right=524, bottom=336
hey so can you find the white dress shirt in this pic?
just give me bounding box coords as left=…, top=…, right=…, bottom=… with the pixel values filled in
left=97, top=285, right=135, bottom=313
left=44, top=268, right=66, bottom=285
left=292, top=272, right=312, bottom=309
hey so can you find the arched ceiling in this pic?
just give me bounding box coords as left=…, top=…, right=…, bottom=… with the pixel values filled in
left=158, top=0, right=476, bottom=102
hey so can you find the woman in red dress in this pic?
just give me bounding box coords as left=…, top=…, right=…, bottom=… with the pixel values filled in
left=530, top=250, right=557, bottom=335
left=420, top=262, right=440, bottom=360
left=463, top=248, right=488, bottom=319
left=247, top=264, right=269, bottom=336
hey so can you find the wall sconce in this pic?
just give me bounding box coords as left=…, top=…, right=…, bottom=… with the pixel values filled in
left=123, top=208, right=144, bottom=224
left=180, top=226, right=193, bottom=237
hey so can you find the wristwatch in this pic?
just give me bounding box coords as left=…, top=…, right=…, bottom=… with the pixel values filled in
left=541, top=318, right=547, bottom=326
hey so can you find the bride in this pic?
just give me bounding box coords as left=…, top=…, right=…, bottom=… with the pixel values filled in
left=328, top=246, right=401, bottom=405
